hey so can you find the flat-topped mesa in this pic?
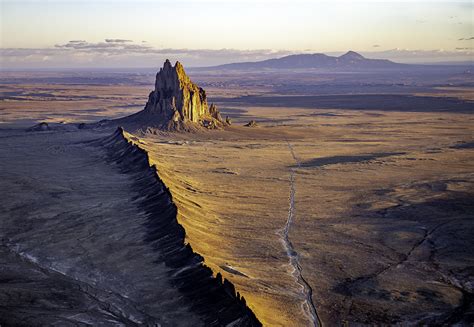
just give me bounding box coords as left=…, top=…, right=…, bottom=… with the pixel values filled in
left=142, top=59, right=225, bottom=131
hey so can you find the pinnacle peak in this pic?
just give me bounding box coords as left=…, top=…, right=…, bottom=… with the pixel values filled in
left=174, top=61, right=185, bottom=72
left=163, top=59, right=172, bottom=69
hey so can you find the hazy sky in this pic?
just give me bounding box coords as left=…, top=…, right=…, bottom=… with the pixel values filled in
left=1, top=0, right=473, bottom=68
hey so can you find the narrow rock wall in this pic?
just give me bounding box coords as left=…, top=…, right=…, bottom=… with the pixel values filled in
left=94, top=127, right=261, bottom=326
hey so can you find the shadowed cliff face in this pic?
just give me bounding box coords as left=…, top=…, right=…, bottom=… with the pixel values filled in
left=0, top=129, right=202, bottom=325
left=94, top=127, right=261, bottom=326
left=0, top=128, right=260, bottom=326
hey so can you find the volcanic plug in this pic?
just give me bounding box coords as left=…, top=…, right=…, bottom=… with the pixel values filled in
left=115, top=60, right=226, bottom=132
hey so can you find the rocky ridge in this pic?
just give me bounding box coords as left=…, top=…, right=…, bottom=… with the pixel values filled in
left=93, top=127, right=261, bottom=326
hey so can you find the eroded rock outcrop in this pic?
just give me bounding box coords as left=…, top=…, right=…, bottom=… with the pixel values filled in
left=116, top=60, right=226, bottom=132
left=244, top=120, right=258, bottom=127
left=26, top=122, right=51, bottom=132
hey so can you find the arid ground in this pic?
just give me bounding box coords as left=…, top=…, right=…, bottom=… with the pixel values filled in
left=1, top=69, right=473, bottom=325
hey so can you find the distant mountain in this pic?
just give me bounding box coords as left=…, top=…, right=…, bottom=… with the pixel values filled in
left=201, top=51, right=406, bottom=71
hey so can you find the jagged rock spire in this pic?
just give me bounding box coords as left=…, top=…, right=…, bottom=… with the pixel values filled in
left=108, top=60, right=226, bottom=132
left=141, top=60, right=225, bottom=131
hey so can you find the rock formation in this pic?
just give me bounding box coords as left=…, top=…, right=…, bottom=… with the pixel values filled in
left=93, top=128, right=262, bottom=326
left=26, top=122, right=51, bottom=132
left=244, top=120, right=258, bottom=127
left=116, top=60, right=226, bottom=132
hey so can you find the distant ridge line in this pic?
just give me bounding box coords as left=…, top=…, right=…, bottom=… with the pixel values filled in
left=197, top=51, right=411, bottom=71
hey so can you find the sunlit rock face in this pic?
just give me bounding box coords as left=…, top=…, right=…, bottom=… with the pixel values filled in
left=142, top=60, right=225, bottom=131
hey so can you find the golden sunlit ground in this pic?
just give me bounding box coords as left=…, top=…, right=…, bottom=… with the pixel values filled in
left=138, top=107, right=474, bottom=325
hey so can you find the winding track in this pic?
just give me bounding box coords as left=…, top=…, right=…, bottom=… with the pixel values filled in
left=282, top=141, right=322, bottom=327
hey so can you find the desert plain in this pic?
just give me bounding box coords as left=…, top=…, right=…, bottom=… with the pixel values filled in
left=0, top=67, right=473, bottom=326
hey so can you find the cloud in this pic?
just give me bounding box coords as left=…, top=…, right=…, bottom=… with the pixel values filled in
left=0, top=40, right=296, bottom=68
left=105, top=39, right=133, bottom=43
left=51, top=40, right=294, bottom=59
left=459, top=37, right=474, bottom=41
left=50, top=40, right=292, bottom=58
left=372, top=44, right=380, bottom=48
left=360, top=48, right=474, bottom=63
left=54, top=40, right=153, bottom=52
